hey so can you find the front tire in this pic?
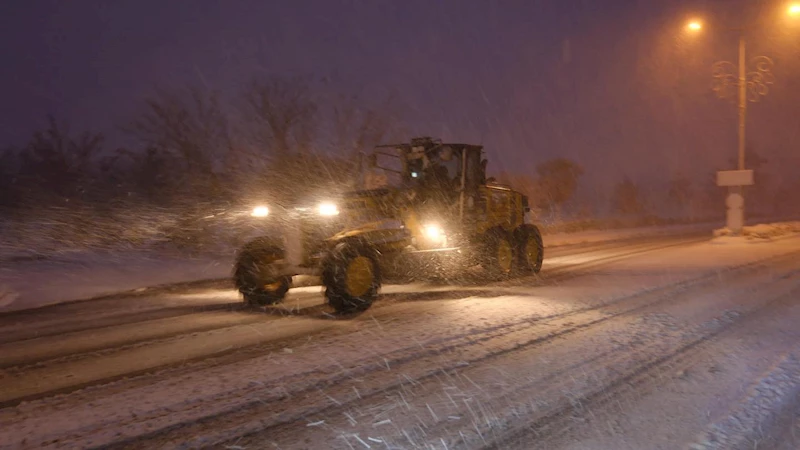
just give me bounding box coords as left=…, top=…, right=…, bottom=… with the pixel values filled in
left=322, top=240, right=381, bottom=313
left=234, top=238, right=290, bottom=306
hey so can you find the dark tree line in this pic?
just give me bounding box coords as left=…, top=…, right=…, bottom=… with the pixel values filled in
left=1, top=75, right=793, bottom=249
left=0, top=77, right=403, bottom=215
left=498, top=147, right=795, bottom=229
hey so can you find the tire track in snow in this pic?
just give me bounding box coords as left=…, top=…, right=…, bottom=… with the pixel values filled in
left=482, top=275, right=800, bottom=449
left=0, top=236, right=705, bottom=382
left=687, top=353, right=800, bottom=450
left=0, top=233, right=705, bottom=346
left=0, top=292, right=509, bottom=408
left=534, top=235, right=709, bottom=282
left=217, top=260, right=800, bottom=450
left=0, top=298, right=242, bottom=345
left=0, top=310, right=270, bottom=369
left=503, top=297, right=800, bottom=450
left=1, top=241, right=795, bottom=449
left=223, top=255, right=800, bottom=450
left=89, top=250, right=800, bottom=449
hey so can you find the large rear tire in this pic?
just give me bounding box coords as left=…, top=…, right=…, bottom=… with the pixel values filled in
left=514, top=224, right=544, bottom=274
left=481, top=228, right=515, bottom=279
left=322, top=240, right=381, bottom=313
left=234, top=238, right=290, bottom=306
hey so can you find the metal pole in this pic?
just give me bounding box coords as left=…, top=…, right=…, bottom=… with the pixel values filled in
left=459, top=148, right=467, bottom=221
left=738, top=35, right=747, bottom=171
left=731, top=34, right=748, bottom=235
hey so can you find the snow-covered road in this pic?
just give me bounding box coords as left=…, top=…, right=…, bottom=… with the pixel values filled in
left=1, top=231, right=799, bottom=449
left=0, top=221, right=724, bottom=313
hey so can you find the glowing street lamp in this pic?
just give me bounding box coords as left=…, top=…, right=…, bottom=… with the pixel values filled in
left=684, top=6, right=797, bottom=234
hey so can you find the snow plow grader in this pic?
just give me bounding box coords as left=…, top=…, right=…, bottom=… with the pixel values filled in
left=233, top=137, right=544, bottom=313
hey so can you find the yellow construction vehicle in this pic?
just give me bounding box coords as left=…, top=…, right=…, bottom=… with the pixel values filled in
left=233, top=137, right=543, bottom=313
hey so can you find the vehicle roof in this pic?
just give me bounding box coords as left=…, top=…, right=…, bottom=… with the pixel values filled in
left=374, top=141, right=483, bottom=152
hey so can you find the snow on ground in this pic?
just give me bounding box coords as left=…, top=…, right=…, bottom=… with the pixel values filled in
left=0, top=252, right=232, bottom=312
left=688, top=354, right=800, bottom=450
left=713, top=221, right=800, bottom=243
left=9, top=218, right=800, bottom=316
left=544, top=220, right=721, bottom=247
left=0, top=222, right=720, bottom=314
left=1, top=234, right=799, bottom=448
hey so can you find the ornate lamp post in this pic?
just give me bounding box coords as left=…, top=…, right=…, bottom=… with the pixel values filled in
left=710, top=42, right=775, bottom=171
left=686, top=4, right=798, bottom=234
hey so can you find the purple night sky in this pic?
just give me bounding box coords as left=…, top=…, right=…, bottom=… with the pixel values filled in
left=2, top=0, right=798, bottom=190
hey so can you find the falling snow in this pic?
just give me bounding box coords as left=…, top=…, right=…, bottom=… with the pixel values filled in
left=2, top=1, right=800, bottom=449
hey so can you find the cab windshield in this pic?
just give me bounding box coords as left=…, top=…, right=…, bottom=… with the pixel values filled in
left=363, top=149, right=416, bottom=190
left=362, top=145, right=465, bottom=192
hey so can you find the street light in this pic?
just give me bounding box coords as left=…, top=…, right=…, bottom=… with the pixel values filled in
left=687, top=20, right=703, bottom=31
left=685, top=7, right=797, bottom=234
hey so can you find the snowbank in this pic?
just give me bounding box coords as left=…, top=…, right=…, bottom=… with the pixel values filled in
left=0, top=252, right=233, bottom=313
left=544, top=221, right=720, bottom=247
left=0, top=206, right=260, bottom=264
left=712, top=221, right=800, bottom=243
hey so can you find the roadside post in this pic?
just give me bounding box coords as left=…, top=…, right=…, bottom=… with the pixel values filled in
left=717, top=169, right=754, bottom=235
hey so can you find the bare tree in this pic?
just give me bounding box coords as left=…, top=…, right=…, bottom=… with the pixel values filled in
left=238, top=77, right=406, bottom=204
left=0, top=147, right=20, bottom=208
left=611, top=177, right=644, bottom=216
left=127, top=86, right=232, bottom=197
left=666, top=172, right=694, bottom=219
left=101, top=146, right=185, bottom=205
left=244, top=76, right=318, bottom=157
left=772, top=178, right=800, bottom=216
left=17, top=116, right=105, bottom=204
left=331, top=93, right=401, bottom=160
left=534, top=158, right=584, bottom=219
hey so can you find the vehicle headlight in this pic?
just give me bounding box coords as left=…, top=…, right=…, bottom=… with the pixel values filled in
left=424, top=224, right=445, bottom=241
left=318, top=202, right=339, bottom=216
left=251, top=205, right=269, bottom=217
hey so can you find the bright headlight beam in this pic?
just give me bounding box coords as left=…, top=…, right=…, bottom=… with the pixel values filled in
left=251, top=206, right=269, bottom=217
left=318, top=202, right=340, bottom=216
left=424, top=224, right=443, bottom=240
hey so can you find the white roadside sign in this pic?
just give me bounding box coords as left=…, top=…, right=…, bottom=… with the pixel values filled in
left=717, top=170, right=754, bottom=187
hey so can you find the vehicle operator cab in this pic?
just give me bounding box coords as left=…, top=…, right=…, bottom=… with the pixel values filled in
left=364, top=137, right=489, bottom=220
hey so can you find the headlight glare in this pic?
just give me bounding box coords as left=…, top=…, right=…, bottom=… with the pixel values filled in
left=424, top=224, right=444, bottom=240
left=251, top=205, right=269, bottom=217
left=318, top=202, right=340, bottom=216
